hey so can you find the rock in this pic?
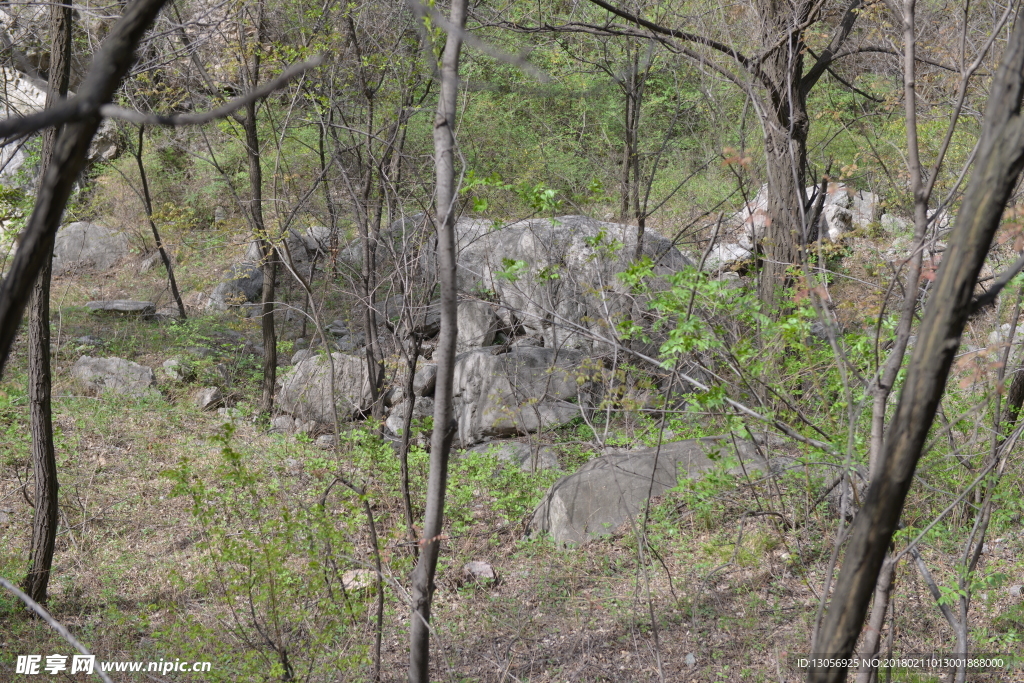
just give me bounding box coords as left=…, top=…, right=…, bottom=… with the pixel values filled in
left=71, top=356, right=157, bottom=398
left=139, top=251, right=173, bottom=273
left=277, top=353, right=372, bottom=424
left=822, top=204, right=853, bottom=241
left=315, top=434, right=336, bottom=450
left=438, top=216, right=690, bottom=350
left=206, top=263, right=263, bottom=312
left=453, top=347, right=593, bottom=446
left=52, top=222, right=129, bottom=274
left=685, top=653, right=697, bottom=667
left=701, top=242, right=752, bottom=271
left=457, top=300, right=498, bottom=351
left=1009, top=585, right=1023, bottom=598
left=195, top=387, right=224, bottom=411
left=383, top=386, right=403, bottom=408
left=385, top=397, right=434, bottom=437
left=531, top=437, right=764, bottom=545
left=271, top=415, right=295, bottom=433
left=214, top=206, right=228, bottom=223
left=880, top=213, right=910, bottom=233
left=413, top=364, right=438, bottom=396
left=162, top=358, right=194, bottom=382
left=75, top=335, right=104, bottom=346
left=86, top=300, right=156, bottom=319
left=464, top=440, right=560, bottom=472
left=327, top=319, right=350, bottom=336
left=381, top=295, right=442, bottom=337
left=463, top=560, right=498, bottom=584
left=291, top=348, right=314, bottom=365
left=848, top=189, right=880, bottom=229
left=306, top=225, right=333, bottom=253
left=335, top=333, right=365, bottom=353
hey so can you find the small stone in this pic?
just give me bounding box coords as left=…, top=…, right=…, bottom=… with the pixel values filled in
left=1010, top=585, right=1023, bottom=598
left=685, top=653, right=696, bottom=667
left=315, top=434, right=336, bottom=450
left=463, top=560, right=497, bottom=584
left=76, top=335, right=104, bottom=346
left=195, top=387, right=224, bottom=411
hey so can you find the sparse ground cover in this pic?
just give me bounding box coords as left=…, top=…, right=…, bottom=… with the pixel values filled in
left=2, top=244, right=1023, bottom=681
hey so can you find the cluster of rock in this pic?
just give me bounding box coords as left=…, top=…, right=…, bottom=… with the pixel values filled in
left=267, top=215, right=690, bottom=447
left=703, top=183, right=912, bottom=271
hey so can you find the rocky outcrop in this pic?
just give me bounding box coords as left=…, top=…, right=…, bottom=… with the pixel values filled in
left=276, top=353, right=372, bottom=425
left=71, top=356, right=157, bottom=398
left=421, top=215, right=691, bottom=351
left=52, top=222, right=129, bottom=274
left=453, top=347, right=592, bottom=446
left=705, top=183, right=909, bottom=270
left=531, top=437, right=765, bottom=545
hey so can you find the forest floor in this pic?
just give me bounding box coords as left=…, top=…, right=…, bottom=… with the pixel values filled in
left=1, top=230, right=1024, bottom=683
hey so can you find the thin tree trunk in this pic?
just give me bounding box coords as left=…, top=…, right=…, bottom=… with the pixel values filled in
left=810, top=9, right=1024, bottom=680
left=134, top=125, right=186, bottom=318
left=23, top=0, right=73, bottom=605
left=408, top=1, right=467, bottom=680
left=241, top=3, right=275, bottom=414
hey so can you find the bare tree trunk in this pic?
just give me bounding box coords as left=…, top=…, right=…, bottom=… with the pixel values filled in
left=408, top=1, right=467, bottom=680
left=241, top=2, right=275, bottom=414
left=23, top=0, right=73, bottom=605
left=810, top=8, right=1024, bottom=680
left=134, top=125, right=186, bottom=319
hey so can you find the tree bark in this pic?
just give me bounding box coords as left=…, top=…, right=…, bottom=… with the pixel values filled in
left=408, top=1, right=467, bottom=680
left=810, top=8, right=1024, bottom=680
left=241, top=2, right=275, bottom=414
left=757, top=0, right=810, bottom=309
left=23, top=0, right=73, bottom=605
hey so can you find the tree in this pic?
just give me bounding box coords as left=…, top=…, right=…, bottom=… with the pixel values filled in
left=408, top=0, right=467, bottom=679
left=525, top=0, right=867, bottom=308
left=23, top=0, right=73, bottom=605
left=811, top=5, right=1024, bottom=680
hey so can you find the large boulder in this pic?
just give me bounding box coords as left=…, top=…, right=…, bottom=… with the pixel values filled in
left=531, top=437, right=765, bottom=545
left=436, top=216, right=691, bottom=350
left=52, top=222, right=129, bottom=274
left=276, top=352, right=372, bottom=424
left=453, top=347, right=593, bottom=446
left=71, top=356, right=157, bottom=398
left=385, top=397, right=434, bottom=437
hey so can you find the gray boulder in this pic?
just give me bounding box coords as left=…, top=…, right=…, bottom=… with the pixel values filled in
left=52, top=222, right=129, bottom=274
left=195, top=387, right=224, bottom=411
left=385, top=397, right=434, bottom=437
left=464, top=440, right=560, bottom=472
left=531, top=437, right=764, bottom=545
left=277, top=352, right=372, bottom=424
left=453, top=347, right=592, bottom=446
left=86, top=300, right=155, bottom=319
left=412, top=363, right=438, bottom=396
left=457, top=300, right=498, bottom=351
left=207, top=263, right=263, bottom=312
left=443, top=216, right=690, bottom=350
left=380, top=295, right=441, bottom=337
left=71, top=356, right=157, bottom=398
